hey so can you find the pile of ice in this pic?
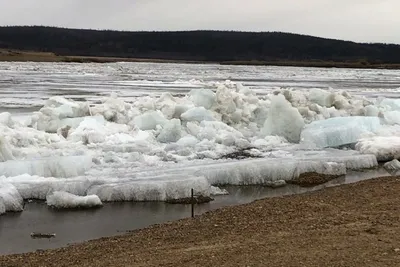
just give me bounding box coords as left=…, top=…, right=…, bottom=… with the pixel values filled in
left=3, top=82, right=400, bottom=213
left=30, top=96, right=91, bottom=133
left=3, top=84, right=397, bottom=167
left=46, top=191, right=102, bottom=209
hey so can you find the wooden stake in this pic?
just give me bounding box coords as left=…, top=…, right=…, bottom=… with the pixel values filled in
left=191, top=188, right=194, bottom=218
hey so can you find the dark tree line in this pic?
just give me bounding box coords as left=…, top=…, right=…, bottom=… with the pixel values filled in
left=1, top=26, right=400, bottom=63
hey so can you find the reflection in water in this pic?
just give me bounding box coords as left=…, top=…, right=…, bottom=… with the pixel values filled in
left=0, top=168, right=390, bottom=255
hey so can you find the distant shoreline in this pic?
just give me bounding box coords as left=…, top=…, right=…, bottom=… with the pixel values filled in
left=1, top=49, right=400, bottom=70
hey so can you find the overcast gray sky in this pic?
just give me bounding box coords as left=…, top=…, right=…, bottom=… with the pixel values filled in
left=0, top=0, right=398, bottom=44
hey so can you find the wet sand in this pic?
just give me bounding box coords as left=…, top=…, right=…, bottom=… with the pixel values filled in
left=2, top=174, right=400, bottom=266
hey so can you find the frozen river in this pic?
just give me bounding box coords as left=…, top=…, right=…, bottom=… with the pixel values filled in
left=1, top=62, right=400, bottom=111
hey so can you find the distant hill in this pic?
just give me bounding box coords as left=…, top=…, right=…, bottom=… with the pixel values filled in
left=1, top=26, right=400, bottom=65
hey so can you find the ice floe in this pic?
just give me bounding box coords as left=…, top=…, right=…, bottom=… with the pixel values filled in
left=301, top=117, right=381, bottom=148
left=46, top=191, right=102, bottom=209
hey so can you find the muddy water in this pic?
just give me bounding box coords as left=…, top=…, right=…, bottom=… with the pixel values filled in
left=0, top=169, right=390, bottom=255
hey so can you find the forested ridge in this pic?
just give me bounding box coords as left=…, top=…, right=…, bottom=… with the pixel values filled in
left=1, top=26, right=400, bottom=64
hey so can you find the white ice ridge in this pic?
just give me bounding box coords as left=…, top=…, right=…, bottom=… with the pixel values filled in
left=196, top=157, right=362, bottom=185
left=87, top=175, right=210, bottom=202
left=98, top=150, right=377, bottom=186
left=46, top=191, right=102, bottom=209
left=2, top=175, right=101, bottom=200
left=0, top=156, right=92, bottom=178
left=0, top=182, right=23, bottom=215
left=1, top=174, right=210, bottom=202
left=0, top=150, right=377, bottom=208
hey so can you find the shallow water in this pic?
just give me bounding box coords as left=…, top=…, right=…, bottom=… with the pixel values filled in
left=0, top=169, right=390, bottom=255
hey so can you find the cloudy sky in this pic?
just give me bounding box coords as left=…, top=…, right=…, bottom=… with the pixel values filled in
left=0, top=0, right=398, bottom=44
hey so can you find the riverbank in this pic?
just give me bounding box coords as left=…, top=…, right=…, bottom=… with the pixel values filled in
left=2, top=175, right=400, bottom=267
left=1, top=49, right=400, bottom=69
left=0, top=49, right=202, bottom=64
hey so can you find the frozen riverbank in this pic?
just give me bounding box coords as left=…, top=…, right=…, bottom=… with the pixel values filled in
left=1, top=65, right=400, bottom=215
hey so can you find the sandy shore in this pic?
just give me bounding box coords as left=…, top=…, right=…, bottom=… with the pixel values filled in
left=2, top=176, right=400, bottom=267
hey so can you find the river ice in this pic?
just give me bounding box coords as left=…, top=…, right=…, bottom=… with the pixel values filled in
left=0, top=62, right=399, bottom=212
